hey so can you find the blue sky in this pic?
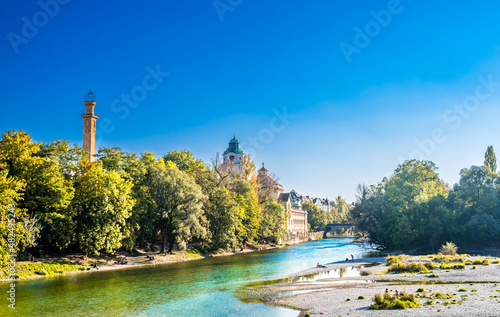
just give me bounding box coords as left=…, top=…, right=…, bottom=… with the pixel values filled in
left=3, top=1, right=500, bottom=202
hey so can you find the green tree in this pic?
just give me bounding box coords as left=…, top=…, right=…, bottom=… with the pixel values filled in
left=350, top=183, right=386, bottom=246
left=303, top=201, right=328, bottom=231
left=148, top=164, right=206, bottom=253
left=204, top=187, right=239, bottom=250
left=332, top=195, right=349, bottom=223
left=39, top=139, right=86, bottom=179
left=73, top=162, right=134, bottom=256
left=230, top=179, right=262, bottom=246
left=0, top=131, right=75, bottom=253
left=258, top=201, right=286, bottom=244
left=378, top=160, right=448, bottom=249
left=449, top=165, right=500, bottom=244
left=484, top=145, right=497, bottom=174
left=0, top=168, right=26, bottom=265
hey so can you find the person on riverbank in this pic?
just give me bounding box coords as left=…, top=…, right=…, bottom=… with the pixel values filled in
left=350, top=254, right=354, bottom=262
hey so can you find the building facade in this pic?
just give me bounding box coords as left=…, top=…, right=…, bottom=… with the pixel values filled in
left=256, top=163, right=283, bottom=201
left=81, top=89, right=98, bottom=162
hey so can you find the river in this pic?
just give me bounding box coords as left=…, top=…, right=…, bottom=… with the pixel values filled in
left=1, top=238, right=377, bottom=316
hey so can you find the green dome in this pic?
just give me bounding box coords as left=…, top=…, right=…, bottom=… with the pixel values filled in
left=223, top=136, right=244, bottom=155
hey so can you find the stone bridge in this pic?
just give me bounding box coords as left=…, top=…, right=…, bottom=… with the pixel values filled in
left=321, top=223, right=355, bottom=238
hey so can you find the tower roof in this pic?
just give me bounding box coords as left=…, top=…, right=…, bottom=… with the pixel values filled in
left=258, top=162, right=268, bottom=172
left=85, top=89, right=96, bottom=102
left=223, top=135, right=244, bottom=155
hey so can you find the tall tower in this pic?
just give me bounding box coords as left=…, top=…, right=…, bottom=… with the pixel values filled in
left=81, top=89, right=99, bottom=162
left=222, top=134, right=245, bottom=176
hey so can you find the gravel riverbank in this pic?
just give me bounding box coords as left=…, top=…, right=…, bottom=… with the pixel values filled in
left=245, top=256, right=500, bottom=316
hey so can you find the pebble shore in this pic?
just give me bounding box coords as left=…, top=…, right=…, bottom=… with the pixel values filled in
left=245, top=256, right=500, bottom=316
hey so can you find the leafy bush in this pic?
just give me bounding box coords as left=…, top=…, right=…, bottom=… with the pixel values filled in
left=472, top=259, right=483, bottom=265
left=439, top=242, right=458, bottom=255
left=358, top=295, right=365, bottom=299
left=416, top=288, right=424, bottom=292
left=458, top=288, right=467, bottom=292
left=464, top=260, right=473, bottom=265
left=426, top=273, right=439, bottom=278
left=370, top=292, right=420, bottom=310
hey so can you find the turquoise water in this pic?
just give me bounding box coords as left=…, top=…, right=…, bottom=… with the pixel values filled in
left=0, top=238, right=376, bottom=316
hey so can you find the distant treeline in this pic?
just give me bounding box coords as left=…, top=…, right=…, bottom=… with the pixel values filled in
left=350, top=146, right=500, bottom=251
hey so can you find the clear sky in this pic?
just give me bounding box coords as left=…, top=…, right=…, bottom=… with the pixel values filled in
left=3, top=1, right=500, bottom=202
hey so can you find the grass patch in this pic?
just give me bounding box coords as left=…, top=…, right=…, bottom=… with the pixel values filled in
left=0, top=260, right=84, bottom=280
left=386, top=255, right=410, bottom=266
left=440, top=262, right=465, bottom=270
left=426, top=272, right=439, bottom=278
left=185, top=248, right=203, bottom=258
left=388, top=261, right=437, bottom=274
left=370, top=291, right=420, bottom=310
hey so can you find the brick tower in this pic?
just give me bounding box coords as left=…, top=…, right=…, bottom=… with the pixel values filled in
left=81, top=89, right=98, bottom=162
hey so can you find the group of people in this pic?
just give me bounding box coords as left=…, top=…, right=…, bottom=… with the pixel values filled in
left=386, top=288, right=400, bottom=297
left=114, top=257, right=128, bottom=265
left=318, top=254, right=355, bottom=269
left=86, top=263, right=99, bottom=270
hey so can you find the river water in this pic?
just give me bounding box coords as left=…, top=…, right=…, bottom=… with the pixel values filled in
left=1, top=238, right=376, bottom=317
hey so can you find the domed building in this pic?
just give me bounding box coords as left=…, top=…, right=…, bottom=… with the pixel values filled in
left=222, top=135, right=245, bottom=176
